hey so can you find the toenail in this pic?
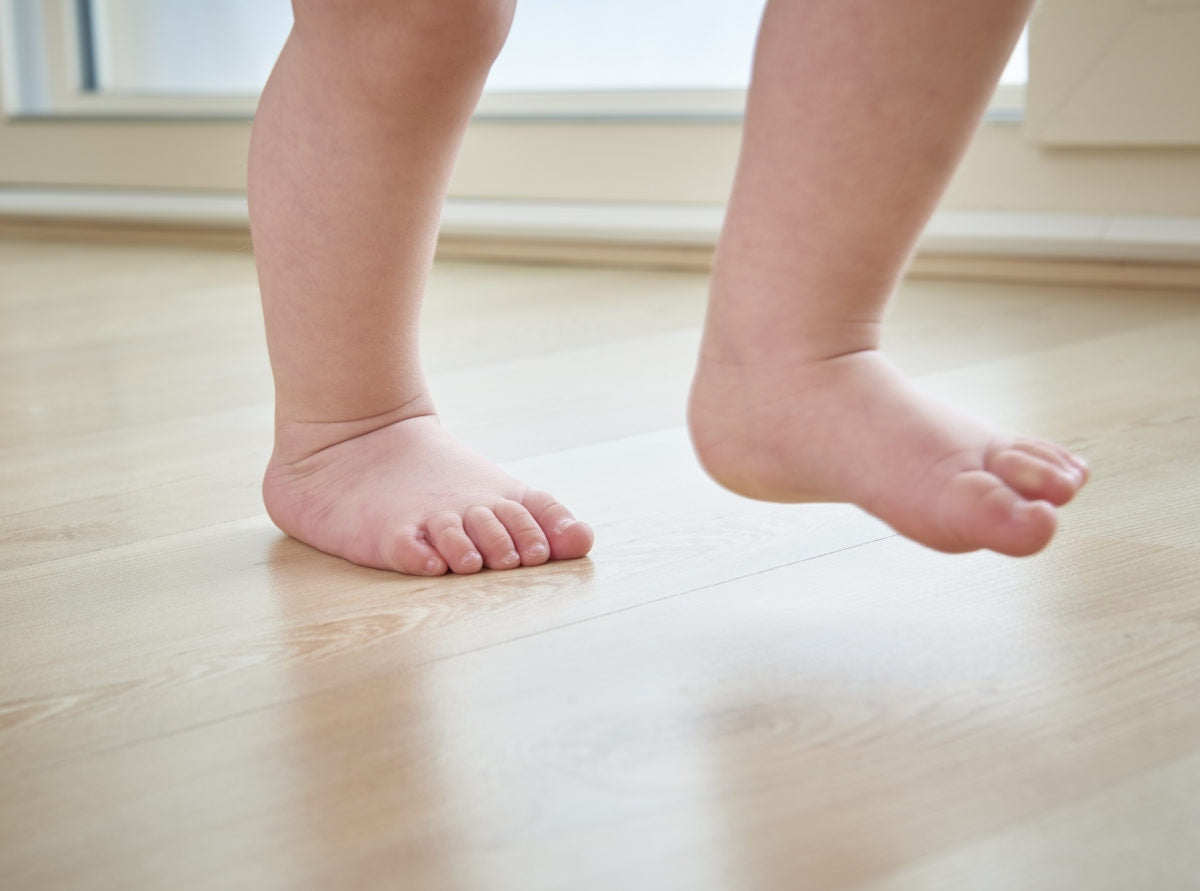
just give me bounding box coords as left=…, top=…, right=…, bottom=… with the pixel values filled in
left=553, top=519, right=576, bottom=534
left=527, top=542, right=548, bottom=558
left=502, top=551, right=520, bottom=567
left=425, top=558, right=441, bottom=574
left=464, top=550, right=482, bottom=566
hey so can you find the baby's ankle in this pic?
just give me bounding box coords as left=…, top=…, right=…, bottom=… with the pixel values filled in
left=272, top=392, right=438, bottom=467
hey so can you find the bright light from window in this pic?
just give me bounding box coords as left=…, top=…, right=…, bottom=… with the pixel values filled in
left=1000, top=28, right=1029, bottom=85
left=488, top=0, right=767, bottom=92
left=87, top=0, right=289, bottom=95
left=6, top=0, right=1028, bottom=110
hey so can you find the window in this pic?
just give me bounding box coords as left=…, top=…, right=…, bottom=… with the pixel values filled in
left=83, top=0, right=290, bottom=97
left=4, top=0, right=1025, bottom=119
left=2, top=0, right=286, bottom=115
left=1, top=0, right=1064, bottom=216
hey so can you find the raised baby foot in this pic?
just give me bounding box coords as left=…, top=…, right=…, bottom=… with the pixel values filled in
left=263, top=413, right=594, bottom=575
left=688, top=348, right=1089, bottom=557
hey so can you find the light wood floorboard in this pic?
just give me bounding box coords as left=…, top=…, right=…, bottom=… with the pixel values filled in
left=1, top=235, right=1198, bottom=890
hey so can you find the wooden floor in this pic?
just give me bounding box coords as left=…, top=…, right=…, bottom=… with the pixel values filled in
left=2, top=234, right=1199, bottom=890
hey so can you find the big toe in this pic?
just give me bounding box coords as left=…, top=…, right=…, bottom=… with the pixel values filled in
left=938, top=470, right=1058, bottom=557
left=383, top=525, right=448, bottom=576
left=522, top=490, right=595, bottom=561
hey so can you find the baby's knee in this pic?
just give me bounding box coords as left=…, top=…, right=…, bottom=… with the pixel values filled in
left=293, top=0, right=516, bottom=71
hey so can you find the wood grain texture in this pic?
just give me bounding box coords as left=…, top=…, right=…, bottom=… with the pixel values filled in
left=1, top=234, right=1198, bottom=890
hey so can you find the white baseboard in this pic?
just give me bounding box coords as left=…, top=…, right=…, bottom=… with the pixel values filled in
left=0, top=187, right=250, bottom=228
left=3, top=186, right=1200, bottom=264
left=920, top=210, right=1200, bottom=263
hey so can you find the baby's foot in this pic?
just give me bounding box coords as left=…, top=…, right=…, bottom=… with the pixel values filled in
left=688, top=348, right=1088, bottom=556
left=263, top=413, right=594, bottom=575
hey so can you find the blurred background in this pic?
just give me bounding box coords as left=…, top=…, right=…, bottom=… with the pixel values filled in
left=0, top=0, right=1032, bottom=103
left=0, top=0, right=1196, bottom=263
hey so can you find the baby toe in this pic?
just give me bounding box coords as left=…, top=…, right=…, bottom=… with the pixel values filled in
left=522, top=490, right=595, bottom=561
left=1012, top=440, right=1092, bottom=495
left=383, top=526, right=447, bottom=576
left=1012, top=438, right=1087, bottom=477
left=989, top=448, right=1082, bottom=506
left=493, top=499, right=551, bottom=566
left=426, top=511, right=484, bottom=574
left=1052, top=445, right=1091, bottom=483
left=463, top=505, right=521, bottom=570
